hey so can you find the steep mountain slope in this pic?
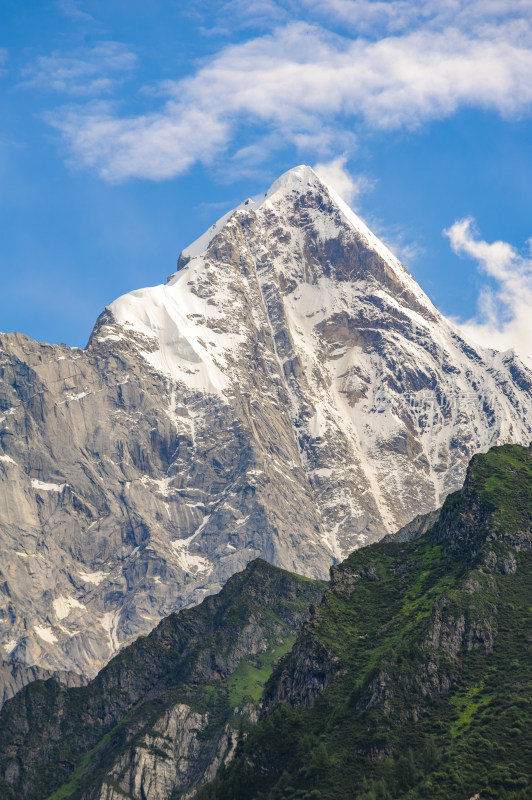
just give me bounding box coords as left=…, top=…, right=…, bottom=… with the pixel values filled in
left=0, top=657, right=82, bottom=707
left=199, top=443, right=532, bottom=800
left=1, top=165, right=531, bottom=690
left=0, top=559, right=325, bottom=800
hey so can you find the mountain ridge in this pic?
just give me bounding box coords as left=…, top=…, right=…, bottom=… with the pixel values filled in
left=198, top=443, right=532, bottom=800
left=0, top=559, right=326, bottom=800
left=0, top=444, right=530, bottom=800
left=0, top=165, right=531, bottom=695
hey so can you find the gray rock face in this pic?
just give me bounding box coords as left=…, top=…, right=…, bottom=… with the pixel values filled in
left=1, top=164, right=531, bottom=692
left=86, top=703, right=241, bottom=800
left=381, top=508, right=440, bottom=543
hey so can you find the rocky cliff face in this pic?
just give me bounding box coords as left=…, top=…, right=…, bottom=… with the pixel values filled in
left=1, top=165, right=531, bottom=690
left=0, top=559, right=325, bottom=800
left=86, top=703, right=242, bottom=800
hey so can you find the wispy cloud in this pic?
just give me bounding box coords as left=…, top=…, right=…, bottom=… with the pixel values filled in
left=311, top=157, right=423, bottom=266
left=445, top=218, right=532, bottom=361
left=21, top=42, right=136, bottom=95
left=38, top=2, right=532, bottom=181
left=313, top=156, right=372, bottom=204
left=375, top=223, right=425, bottom=268
left=48, top=102, right=230, bottom=180
left=292, top=0, right=532, bottom=37
left=0, top=48, right=8, bottom=78
left=55, top=0, right=93, bottom=22
left=198, top=0, right=291, bottom=34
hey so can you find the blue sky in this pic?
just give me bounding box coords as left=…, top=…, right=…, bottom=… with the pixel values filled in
left=2, top=1, right=532, bottom=359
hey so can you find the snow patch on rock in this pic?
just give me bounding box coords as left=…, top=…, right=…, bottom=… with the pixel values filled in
left=31, top=479, right=67, bottom=492
left=53, top=596, right=86, bottom=621
left=34, top=625, right=58, bottom=644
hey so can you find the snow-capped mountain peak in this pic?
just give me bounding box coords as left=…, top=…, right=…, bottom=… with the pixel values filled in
left=178, top=165, right=323, bottom=264
left=1, top=165, right=531, bottom=695
left=101, top=164, right=532, bottom=552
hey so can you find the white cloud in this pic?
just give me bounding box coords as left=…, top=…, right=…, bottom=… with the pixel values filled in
left=21, top=42, right=136, bottom=95
left=40, top=3, right=532, bottom=182
left=49, top=103, right=230, bottom=181
left=313, top=156, right=372, bottom=204
left=445, top=218, right=532, bottom=361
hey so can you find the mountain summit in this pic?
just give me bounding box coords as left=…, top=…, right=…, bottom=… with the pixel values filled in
left=0, top=165, right=531, bottom=693
left=97, top=163, right=531, bottom=552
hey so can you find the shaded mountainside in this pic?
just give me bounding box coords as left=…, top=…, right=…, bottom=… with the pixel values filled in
left=0, top=658, right=83, bottom=709
left=0, top=560, right=325, bottom=800
left=1, top=165, right=532, bottom=694
left=198, top=444, right=532, bottom=800
left=380, top=508, right=440, bottom=544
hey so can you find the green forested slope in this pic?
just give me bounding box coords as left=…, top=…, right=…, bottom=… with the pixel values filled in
left=199, top=444, right=532, bottom=800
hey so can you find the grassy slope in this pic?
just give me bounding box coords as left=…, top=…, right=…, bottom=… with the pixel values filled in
left=198, top=444, right=532, bottom=800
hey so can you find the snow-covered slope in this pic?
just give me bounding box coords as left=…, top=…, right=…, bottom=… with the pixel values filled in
left=0, top=165, right=531, bottom=696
